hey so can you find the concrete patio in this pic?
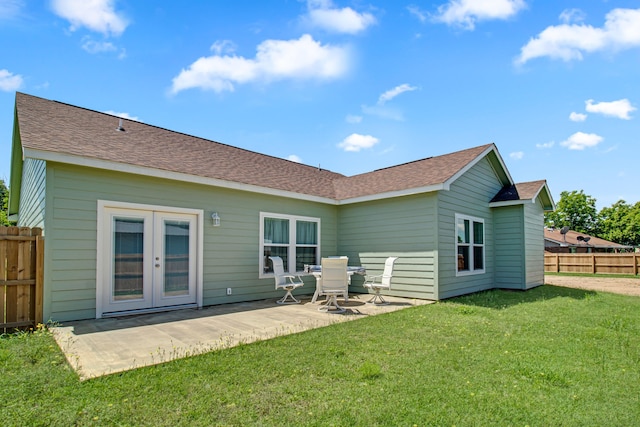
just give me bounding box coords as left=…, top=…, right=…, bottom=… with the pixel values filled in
left=52, top=294, right=432, bottom=380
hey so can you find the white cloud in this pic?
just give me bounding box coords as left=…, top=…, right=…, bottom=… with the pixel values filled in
left=560, top=132, right=603, bottom=150
left=515, top=8, right=640, bottom=65
left=0, top=0, right=23, bottom=20
left=305, top=0, right=376, bottom=34
left=569, top=112, right=587, bottom=122
left=559, top=8, right=586, bottom=25
left=0, top=69, right=23, bottom=91
left=536, top=141, right=555, bottom=149
left=361, top=104, right=405, bottom=121
left=210, top=40, right=236, bottom=55
left=287, top=154, right=302, bottom=163
left=345, top=114, right=362, bottom=124
left=433, top=0, right=526, bottom=30
left=82, top=38, right=116, bottom=53
left=51, top=0, right=128, bottom=36
left=407, top=5, right=428, bottom=23
left=338, top=133, right=379, bottom=152
left=103, top=111, right=140, bottom=121
left=510, top=151, right=524, bottom=160
left=377, top=84, right=418, bottom=105
left=585, top=98, right=636, bottom=120
left=170, top=34, right=350, bottom=94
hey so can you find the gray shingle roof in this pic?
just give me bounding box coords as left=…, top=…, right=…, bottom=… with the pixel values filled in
left=490, top=180, right=548, bottom=203
left=14, top=92, right=501, bottom=201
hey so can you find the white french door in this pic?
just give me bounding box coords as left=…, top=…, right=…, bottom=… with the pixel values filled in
left=99, top=206, right=199, bottom=316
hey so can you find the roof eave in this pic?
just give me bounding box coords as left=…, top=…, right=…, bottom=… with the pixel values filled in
left=338, top=184, right=446, bottom=205
left=22, top=148, right=340, bottom=205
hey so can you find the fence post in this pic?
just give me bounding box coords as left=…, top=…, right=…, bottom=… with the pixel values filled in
left=35, top=230, right=44, bottom=325
left=592, top=254, right=596, bottom=274
left=555, top=253, right=559, bottom=273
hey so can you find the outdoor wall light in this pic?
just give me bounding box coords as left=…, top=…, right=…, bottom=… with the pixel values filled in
left=211, top=212, right=221, bottom=227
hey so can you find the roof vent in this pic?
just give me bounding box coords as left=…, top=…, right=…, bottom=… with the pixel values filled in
left=116, top=118, right=125, bottom=132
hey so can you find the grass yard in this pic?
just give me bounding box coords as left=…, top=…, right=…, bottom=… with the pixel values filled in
left=2, top=285, right=640, bottom=426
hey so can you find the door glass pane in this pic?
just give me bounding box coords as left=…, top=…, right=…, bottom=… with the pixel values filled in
left=113, top=218, right=144, bottom=301
left=164, top=220, right=190, bottom=296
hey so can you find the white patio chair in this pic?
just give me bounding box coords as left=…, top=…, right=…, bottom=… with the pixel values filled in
left=271, top=256, right=304, bottom=304
left=363, top=257, right=398, bottom=305
left=312, top=256, right=349, bottom=303
left=317, top=257, right=349, bottom=313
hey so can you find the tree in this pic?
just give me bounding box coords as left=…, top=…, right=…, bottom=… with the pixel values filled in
left=0, top=178, right=10, bottom=226
left=598, top=200, right=640, bottom=246
left=544, top=190, right=598, bottom=234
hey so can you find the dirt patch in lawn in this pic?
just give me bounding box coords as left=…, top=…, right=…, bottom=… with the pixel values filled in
left=544, top=275, right=640, bottom=297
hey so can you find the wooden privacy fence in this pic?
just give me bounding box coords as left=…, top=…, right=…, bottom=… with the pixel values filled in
left=545, top=253, right=640, bottom=275
left=0, top=226, right=44, bottom=333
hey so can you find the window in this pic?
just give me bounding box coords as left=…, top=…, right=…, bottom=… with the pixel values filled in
left=455, top=214, right=484, bottom=276
left=260, top=213, right=320, bottom=276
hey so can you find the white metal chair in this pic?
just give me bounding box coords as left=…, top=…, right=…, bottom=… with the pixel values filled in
left=317, top=257, right=348, bottom=313
left=271, top=256, right=304, bottom=304
left=363, top=257, right=398, bottom=305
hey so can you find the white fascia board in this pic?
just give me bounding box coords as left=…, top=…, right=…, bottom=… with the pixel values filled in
left=23, top=148, right=337, bottom=204
left=442, top=144, right=514, bottom=191
left=337, top=184, right=445, bottom=205
left=489, top=199, right=531, bottom=208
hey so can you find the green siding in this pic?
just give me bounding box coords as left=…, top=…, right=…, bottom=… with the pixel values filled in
left=493, top=205, right=526, bottom=289
left=523, top=198, right=545, bottom=288
left=436, top=157, right=503, bottom=299
left=30, top=151, right=547, bottom=320
left=337, top=194, right=438, bottom=299
left=17, top=158, right=46, bottom=229
left=44, top=163, right=337, bottom=321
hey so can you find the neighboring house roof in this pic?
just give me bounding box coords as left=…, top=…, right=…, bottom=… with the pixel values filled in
left=11, top=92, right=547, bottom=208
left=544, top=228, right=632, bottom=250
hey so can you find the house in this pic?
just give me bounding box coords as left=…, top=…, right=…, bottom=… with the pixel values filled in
left=8, top=93, right=555, bottom=322
left=544, top=228, right=633, bottom=253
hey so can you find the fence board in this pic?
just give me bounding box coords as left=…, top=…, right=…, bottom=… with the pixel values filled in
left=1, top=226, right=44, bottom=332
left=544, top=253, right=640, bottom=275
left=5, top=227, right=19, bottom=327
left=0, top=227, right=6, bottom=324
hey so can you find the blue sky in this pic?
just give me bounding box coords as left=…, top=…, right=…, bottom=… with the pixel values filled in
left=1, top=0, right=639, bottom=209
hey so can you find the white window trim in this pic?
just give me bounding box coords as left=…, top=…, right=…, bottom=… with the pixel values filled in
left=259, top=212, right=321, bottom=278
left=455, top=213, right=485, bottom=277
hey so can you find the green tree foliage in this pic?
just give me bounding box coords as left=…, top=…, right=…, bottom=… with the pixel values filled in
left=545, top=190, right=598, bottom=234
left=598, top=200, right=640, bottom=246
left=0, top=178, right=10, bottom=226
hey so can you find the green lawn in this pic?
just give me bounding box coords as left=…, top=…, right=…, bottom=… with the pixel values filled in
left=2, top=285, right=640, bottom=426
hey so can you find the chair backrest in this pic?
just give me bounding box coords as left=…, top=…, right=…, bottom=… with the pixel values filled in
left=320, top=257, right=348, bottom=292
left=270, top=257, right=287, bottom=287
left=381, top=257, right=399, bottom=286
